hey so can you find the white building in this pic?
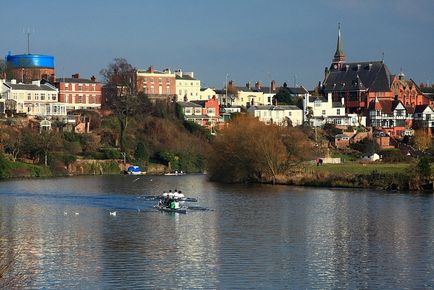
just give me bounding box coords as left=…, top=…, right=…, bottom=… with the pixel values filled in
left=175, top=70, right=201, bottom=102
left=199, top=87, right=216, bottom=101
left=1, top=79, right=66, bottom=117
left=248, top=105, right=303, bottom=126
left=304, top=92, right=366, bottom=127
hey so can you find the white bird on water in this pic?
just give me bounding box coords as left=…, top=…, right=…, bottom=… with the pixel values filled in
left=75, top=212, right=79, bottom=216
left=64, top=212, right=68, bottom=216
left=110, top=211, right=117, bottom=216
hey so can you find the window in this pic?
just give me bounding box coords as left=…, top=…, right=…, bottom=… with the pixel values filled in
left=322, top=110, right=326, bottom=115
left=336, top=109, right=340, bottom=115
left=288, top=111, right=292, bottom=116
left=85, top=84, right=90, bottom=91
left=92, top=84, right=96, bottom=91
left=27, top=93, right=31, bottom=100
left=41, top=93, right=45, bottom=100
left=158, top=78, right=162, bottom=84
left=52, top=94, right=57, bottom=101
left=150, top=78, right=154, bottom=83
left=35, top=93, right=39, bottom=100
left=166, top=78, right=170, bottom=84
left=150, top=86, right=154, bottom=94
left=78, top=96, right=83, bottom=103
left=65, top=83, right=69, bottom=90
left=166, top=86, right=171, bottom=94
left=78, top=84, right=82, bottom=91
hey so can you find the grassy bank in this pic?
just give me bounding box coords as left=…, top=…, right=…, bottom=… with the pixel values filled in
left=0, top=154, right=51, bottom=179
left=284, top=162, right=433, bottom=191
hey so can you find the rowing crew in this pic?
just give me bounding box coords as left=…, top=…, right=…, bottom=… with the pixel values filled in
left=159, top=189, right=185, bottom=209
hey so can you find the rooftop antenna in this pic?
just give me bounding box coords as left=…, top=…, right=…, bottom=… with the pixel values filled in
left=23, top=27, right=34, bottom=54
left=293, top=75, right=297, bottom=87
left=381, top=52, right=385, bottom=62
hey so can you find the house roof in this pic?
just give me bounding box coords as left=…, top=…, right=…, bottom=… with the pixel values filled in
left=5, top=83, right=57, bottom=91
left=414, top=104, right=431, bottom=114
left=252, top=86, right=276, bottom=94
left=281, top=86, right=309, bottom=95
left=175, top=75, right=197, bottom=81
left=55, top=77, right=99, bottom=84
left=177, top=101, right=202, bottom=108
left=324, top=61, right=392, bottom=93
left=368, top=99, right=404, bottom=114
left=309, top=96, right=327, bottom=102
left=250, top=105, right=301, bottom=111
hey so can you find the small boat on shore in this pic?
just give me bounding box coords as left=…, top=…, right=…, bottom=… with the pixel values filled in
left=127, top=165, right=143, bottom=175
left=164, top=170, right=185, bottom=176
left=155, top=205, right=187, bottom=214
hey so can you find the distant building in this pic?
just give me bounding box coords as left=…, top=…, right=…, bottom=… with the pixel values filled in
left=53, top=73, right=101, bottom=111
left=368, top=98, right=410, bottom=138
left=304, top=92, right=365, bottom=127
left=1, top=79, right=65, bottom=116
left=199, top=87, right=217, bottom=101
left=5, top=52, right=55, bottom=83
left=177, top=97, right=220, bottom=129
left=135, top=66, right=176, bottom=101
left=227, top=81, right=266, bottom=107
left=175, top=70, right=201, bottom=101
left=247, top=105, right=303, bottom=126
left=252, top=80, right=278, bottom=105
left=321, top=25, right=430, bottom=114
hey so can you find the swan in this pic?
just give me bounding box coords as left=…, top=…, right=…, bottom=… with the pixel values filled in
left=109, top=211, right=117, bottom=216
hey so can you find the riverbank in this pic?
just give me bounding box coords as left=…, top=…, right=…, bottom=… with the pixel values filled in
left=275, top=162, right=433, bottom=191
left=0, top=154, right=169, bottom=180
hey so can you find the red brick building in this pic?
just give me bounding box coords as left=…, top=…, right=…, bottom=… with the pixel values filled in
left=54, top=73, right=102, bottom=111
left=322, top=26, right=430, bottom=114
left=135, top=66, right=176, bottom=102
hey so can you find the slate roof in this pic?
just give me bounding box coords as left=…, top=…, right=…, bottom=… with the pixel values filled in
left=175, top=75, right=197, bottom=81
left=56, top=77, right=99, bottom=84
left=280, top=86, right=309, bottom=95
left=323, top=61, right=392, bottom=93
left=6, top=83, right=57, bottom=91
left=414, top=104, right=431, bottom=114
left=368, top=99, right=403, bottom=114
left=177, top=101, right=202, bottom=108
left=250, top=105, right=301, bottom=111
left=252, top=86, right=276, bottom=94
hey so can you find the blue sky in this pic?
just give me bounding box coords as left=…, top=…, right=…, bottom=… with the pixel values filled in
left=1, top=0, right=433, bottom=88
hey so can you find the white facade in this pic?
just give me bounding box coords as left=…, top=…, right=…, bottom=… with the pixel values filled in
left=233, top=90, right=265, bottom=107
left=304, top=92, right=365, bottom=127
left=175, top=70, right=201, bottom=102
left=248, top=105, right=303, bottom=126
left=1, top=80, right=66, bottom=116
left=199, top=88, right=216, bottom=101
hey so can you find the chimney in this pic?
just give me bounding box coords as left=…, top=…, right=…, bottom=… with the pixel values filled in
left=148, top=65, right=154, bottom=73
left=32, top=80, right=41, bottom=87
left=72, top=73, right=80, bottom=79
left=357, top=64, right=361, bottom=71
left=255, top=81, right=261, bottom=90
left=49, top=74, right=56, bottom=83
left=271, top=80, right=276, bottom=92
left=90, top=75, right=96, bottom=82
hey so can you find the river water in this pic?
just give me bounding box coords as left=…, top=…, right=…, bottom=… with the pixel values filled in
left=0, top=175, right=433, bottom=289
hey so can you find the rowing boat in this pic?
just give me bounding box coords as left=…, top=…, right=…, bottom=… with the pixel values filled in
left=155, top=205, right=187, bottom=214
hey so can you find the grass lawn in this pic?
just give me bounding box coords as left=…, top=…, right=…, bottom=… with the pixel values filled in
left=306, top=162, right=413, bottom=175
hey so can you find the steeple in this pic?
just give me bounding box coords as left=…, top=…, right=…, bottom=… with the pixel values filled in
left=332, top=23, right=346, bottom=68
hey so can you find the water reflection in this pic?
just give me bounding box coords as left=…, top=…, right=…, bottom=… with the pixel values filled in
left=0, top=176, right=433, bottom=288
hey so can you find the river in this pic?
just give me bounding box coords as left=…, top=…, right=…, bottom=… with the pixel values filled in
left=0, top=175, right=433, bottom=289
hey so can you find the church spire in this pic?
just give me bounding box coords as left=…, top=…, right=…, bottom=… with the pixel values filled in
left=333, top=23, right=346, bottom=67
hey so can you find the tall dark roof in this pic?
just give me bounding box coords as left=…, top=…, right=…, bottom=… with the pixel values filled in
left=323, top=61, right=392, bottom=93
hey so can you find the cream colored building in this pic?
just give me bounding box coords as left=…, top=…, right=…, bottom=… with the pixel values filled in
left=247, top=105, right=304, bottom=126
left=175, top=70, right=201, bottom=101
left=1, top=80, right=66, bottom=116
left=199, top=88, right=216, bottom=101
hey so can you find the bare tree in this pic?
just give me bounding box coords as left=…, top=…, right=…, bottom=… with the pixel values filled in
left=100, top=58, right=141, bottom=152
